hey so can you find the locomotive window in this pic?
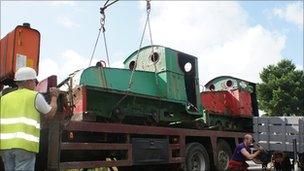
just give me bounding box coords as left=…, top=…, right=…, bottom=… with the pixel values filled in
left=184, top=62, right=192, bottom=72
left=209, top=84, right=215, bottom=91
left=150, top=52, right=159, bottom=62
left=129, top=61, right=136, bottom=70
left=226, top=80, right=233, bottom=87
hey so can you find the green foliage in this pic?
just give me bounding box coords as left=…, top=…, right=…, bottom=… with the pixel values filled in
left=257, top=60, right=304, bottom=116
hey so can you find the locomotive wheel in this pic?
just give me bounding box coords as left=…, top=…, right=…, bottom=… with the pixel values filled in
left=299, top=153, right=304, bottom=170
left=215, top=140, right=232, bottom=171
left=184, top=143, right=210, bottom=171
left=152, top=111, right=160, bottom=123
left=146, top=111, right=160, bottom=125
left=216, top=121, right=223, bottom=130
left=111, top=107, right=125, bottom=121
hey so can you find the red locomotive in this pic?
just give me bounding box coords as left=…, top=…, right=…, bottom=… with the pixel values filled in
left=201, top=76, right=259, bottom=131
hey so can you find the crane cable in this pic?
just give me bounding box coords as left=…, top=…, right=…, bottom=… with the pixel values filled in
left=114, top=0, right=154, bottom=108
left=88, top=0, right=118, bottom=67
left=146, top=1, right=162, bottom=118
left=127, top=0, right=153, bottom=90
left=88, top=24, right=102, bottom=67
left=147, top=0, right=153, bottom=48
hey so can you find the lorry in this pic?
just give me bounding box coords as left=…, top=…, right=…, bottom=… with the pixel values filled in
left=1, top=22, right=302, bottom=171
left=0, top=23, right=255, bottom=171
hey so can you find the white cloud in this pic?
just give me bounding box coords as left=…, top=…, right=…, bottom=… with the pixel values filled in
left=202, top=25, right=286, bottom=83
left=111, top=60, right=124, bottom=68
left=38, top=49, right=125, bottom=83
left=49, top=1, right=75, bottom=6
left=48, top=1, right=85, bottom=13
left=146, top=1, right=286, bottom=84
left=1, top=1, right=75, bottom=7
left=272, top=2, right=303, bottom=29
left=259, top=109, right=267, bottom=116
left=109, top=51, right=126, bottom=68
left=296, top=63, right=304, bottom=70
left=38, top=49, right=97, bottom=82
left=57, top=16, right=79, bottom=29
left=38, top=58, right=60, bottom=81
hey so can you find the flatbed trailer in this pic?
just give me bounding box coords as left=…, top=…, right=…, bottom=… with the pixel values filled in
left=253, top=117, right=304, bottom=169
left=36, top=114, right=246, bottom=171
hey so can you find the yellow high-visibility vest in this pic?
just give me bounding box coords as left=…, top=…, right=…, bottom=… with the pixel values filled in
left=0, top=88, right=41, bottom=153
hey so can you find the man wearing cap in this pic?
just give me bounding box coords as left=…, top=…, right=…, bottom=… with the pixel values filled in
left=0, top=67, right=58, bottom=171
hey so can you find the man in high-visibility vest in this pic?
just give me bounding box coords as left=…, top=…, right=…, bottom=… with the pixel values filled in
left=0, top=67, right=58, bottom=171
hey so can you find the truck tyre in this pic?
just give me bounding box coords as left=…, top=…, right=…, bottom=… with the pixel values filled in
left=184, top=142, right=210, bottom=171
left=215, top=140, right=232, bottom=171
left=299, top=153, right=304, bottom=170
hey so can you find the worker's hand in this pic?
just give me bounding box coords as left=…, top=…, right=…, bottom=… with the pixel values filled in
left=49, top=87, right=59, bottom=98
left=257, top=144, right=264, bottom=152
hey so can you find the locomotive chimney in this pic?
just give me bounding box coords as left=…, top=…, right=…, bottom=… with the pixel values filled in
left=23, top=22, right=31, bottom=28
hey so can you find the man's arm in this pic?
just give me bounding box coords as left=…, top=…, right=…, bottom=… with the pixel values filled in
left=45, top=87, right=58, bottom=119
left=241, top=148, right=262, bottom=160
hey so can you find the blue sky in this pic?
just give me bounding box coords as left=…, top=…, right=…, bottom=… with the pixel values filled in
left=239, top=1, right=303, bottom=66
left=1, top=1, right=303, bottom=85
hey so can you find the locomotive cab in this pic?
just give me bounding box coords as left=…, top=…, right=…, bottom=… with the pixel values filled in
left=123, top=45, right=203, bottom=115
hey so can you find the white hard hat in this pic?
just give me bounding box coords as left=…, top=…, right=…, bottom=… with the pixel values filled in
left=14, top=67, right=37, bottom=81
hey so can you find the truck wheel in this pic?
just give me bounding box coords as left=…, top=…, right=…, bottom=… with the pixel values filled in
left=215, top=140, right=232, bottom=171
left=184, top=143, right=210, bottom=171
left=111, top=107, right=125, bottom=121
left=299, top=153, right=304, bottom=170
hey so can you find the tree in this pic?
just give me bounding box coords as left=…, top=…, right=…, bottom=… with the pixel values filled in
left=257, top=59, right=304, bottom=116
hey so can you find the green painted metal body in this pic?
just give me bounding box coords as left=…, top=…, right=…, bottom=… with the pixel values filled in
left=123, top=45, right=203, bottom=114
left=72, top=45, right=205, bottom=125
left=83, top=86, right=194, bottom=124
left=79, top=67, right=185, bottom=104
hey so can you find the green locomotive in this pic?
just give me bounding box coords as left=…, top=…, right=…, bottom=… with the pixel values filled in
left=69, top=45, right=206, bottom=127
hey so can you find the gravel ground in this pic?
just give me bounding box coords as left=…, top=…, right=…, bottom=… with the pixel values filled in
left=247, top=160, right=263, bottom=170
left=246, top=160, right=302, bottom=171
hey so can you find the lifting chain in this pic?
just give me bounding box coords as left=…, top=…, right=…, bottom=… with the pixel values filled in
left=88, top=0, right=118, bottom=67
left=127, top=0, right=153, bottom=90
left=100, top=9, right=110, bottom=67
left=100, top=9, right=105, bottom=32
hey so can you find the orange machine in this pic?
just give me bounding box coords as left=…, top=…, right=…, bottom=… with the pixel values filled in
left=0, top=23, right=40, bottom=88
